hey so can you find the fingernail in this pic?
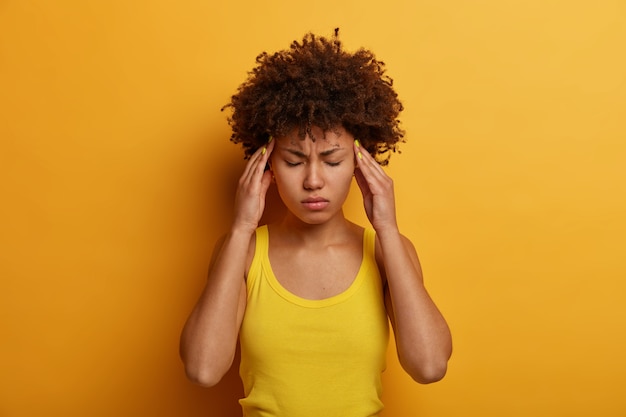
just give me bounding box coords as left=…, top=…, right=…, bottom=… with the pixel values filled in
left=354, top=139, right=360, bottom=148
left=262, top=147, right=267, bottom=155
left=268, top=136, right=273, bottom=143
left=358, top=151, right=363, bottom=160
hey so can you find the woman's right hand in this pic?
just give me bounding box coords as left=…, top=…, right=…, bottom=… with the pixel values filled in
left=231, top=139, right=275, bottom=234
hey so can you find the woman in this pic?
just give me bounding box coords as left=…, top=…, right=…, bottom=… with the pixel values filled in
left=180, top=30, right=452, bottom=417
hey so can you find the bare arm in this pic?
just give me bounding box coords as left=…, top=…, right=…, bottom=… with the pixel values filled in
left=354, top=140, right=452, bottom=384
left=179, top=140, right=275, bottom=387
left=378, top=232, right=452, bottom=383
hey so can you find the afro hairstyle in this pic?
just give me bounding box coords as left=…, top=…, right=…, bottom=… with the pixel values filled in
left=222, top=29, right=405, bottom=165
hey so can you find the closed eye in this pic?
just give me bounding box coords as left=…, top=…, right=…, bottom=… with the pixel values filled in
left=325, top=161, right=342, bottom=167
left=285, top=160, right=302, bottom=167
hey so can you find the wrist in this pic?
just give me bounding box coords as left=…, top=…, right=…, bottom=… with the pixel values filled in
left=229, top=222, right=258, bottom=238
left=372, top=220, right=399, bottom=235
left=373, top=224, right=401, bottom=241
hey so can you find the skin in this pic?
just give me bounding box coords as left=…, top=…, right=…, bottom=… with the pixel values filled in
left=179, top=126, right=452, bottom=387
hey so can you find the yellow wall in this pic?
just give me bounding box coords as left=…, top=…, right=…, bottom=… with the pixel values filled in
left=1, top=1, right=625, bottom=416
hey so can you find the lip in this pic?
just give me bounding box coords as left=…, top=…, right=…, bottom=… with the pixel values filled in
left=301, top=197, right=329, bottom=211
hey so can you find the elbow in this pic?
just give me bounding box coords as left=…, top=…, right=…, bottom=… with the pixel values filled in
left=180, top=348, right=232, bottom=388
left=400, top=352, right=450, bottom=384
left=179, top=336, right=236, bottom=387
left=183, top=362, right=228, bottom=388
left=410, top=361, right=448, bottom=384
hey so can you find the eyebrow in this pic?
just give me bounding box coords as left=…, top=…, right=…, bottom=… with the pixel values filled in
left=282, top=147, right=344, bottom=158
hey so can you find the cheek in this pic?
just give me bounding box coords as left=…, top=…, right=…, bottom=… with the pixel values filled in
left=342, top=161, right=356, bottom=179
left=271, top=168, right=295, bottom=193
left=327, top=160, right=355, bottom=183
left=336, top=166, right=356, bottom=190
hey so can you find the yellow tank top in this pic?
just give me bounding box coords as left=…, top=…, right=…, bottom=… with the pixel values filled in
left=239, top=225, right=389, bottom=417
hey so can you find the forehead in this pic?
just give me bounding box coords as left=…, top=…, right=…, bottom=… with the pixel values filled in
left=279, top=127, right=353, bottom=151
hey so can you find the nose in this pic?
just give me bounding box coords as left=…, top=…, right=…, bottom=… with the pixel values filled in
left=303, top=162, right=324, bottom=190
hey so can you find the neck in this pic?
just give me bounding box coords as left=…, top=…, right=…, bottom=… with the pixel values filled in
left=275, top=210, right=353, bottom=247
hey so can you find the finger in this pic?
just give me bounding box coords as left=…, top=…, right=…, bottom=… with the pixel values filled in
left=354, top=141, right=388, bottom=185
left=259, top=169, right=273, bottom=197
left=264, top=136, right=275, bottom=160
left=354, top=140, right=378, bottom=170
left=353, top=168, right=371, bottom=198
left=250, top=138, right=275, bottom=181
left=241, top=139, right=275, bottom=186
left=240, top=144, right=266, bottom=180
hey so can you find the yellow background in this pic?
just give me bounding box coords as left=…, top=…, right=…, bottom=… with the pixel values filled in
left=1, top=1, right=625, bottom=416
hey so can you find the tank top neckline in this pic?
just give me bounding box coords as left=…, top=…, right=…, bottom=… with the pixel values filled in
left=257, top=225, right=373, bottom=308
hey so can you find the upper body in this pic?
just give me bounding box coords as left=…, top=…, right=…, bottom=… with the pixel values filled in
left=179, top=30, right=452, bottom=415
left=239, top=224, right=388, bottom=417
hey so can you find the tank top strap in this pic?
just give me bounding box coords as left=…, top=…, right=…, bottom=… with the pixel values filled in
left=247, top=225, right=269, bottom=288
left=363, top=227, right=376, bottom=260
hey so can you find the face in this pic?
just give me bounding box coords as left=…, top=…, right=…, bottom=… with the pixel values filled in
left=270, top=126, right=356, bottom=225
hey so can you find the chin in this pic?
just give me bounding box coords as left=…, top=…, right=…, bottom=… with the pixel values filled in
left=295, top=211, right=342, bottom=225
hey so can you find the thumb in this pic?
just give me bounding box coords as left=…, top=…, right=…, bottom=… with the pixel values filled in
left=354, top=169, right=369, bottom=197
left=259, top=170, right=273, bottom=197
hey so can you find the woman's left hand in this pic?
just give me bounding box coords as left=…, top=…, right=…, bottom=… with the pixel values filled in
left=353, top=141, right=398, bottom=232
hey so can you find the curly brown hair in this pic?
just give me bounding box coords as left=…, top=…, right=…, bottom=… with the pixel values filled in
left=222, top=29, right=405, bottom=165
